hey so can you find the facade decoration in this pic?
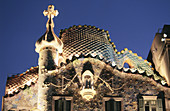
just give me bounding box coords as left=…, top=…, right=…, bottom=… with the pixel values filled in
left=2, top=5, right=170, bottom=111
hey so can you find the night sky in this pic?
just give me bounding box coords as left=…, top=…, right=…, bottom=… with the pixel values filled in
left=0, top=0, right=170, bottom=109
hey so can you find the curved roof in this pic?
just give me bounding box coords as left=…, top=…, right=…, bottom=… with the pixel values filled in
left=5, top=24, right=169, bottom=96
left=60, top=25, right=115, bottom=61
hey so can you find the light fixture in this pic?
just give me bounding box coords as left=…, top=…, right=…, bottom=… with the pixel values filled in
left=163, top=33, right=167, bottom=38
left=161, top=38, right=165, bottom=42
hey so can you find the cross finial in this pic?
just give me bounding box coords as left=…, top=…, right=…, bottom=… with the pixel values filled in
left=43, top=5, right=59, bottom=19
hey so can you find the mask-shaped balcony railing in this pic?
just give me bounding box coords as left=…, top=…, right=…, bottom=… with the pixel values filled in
left=80, top=70, right=96, bottom=101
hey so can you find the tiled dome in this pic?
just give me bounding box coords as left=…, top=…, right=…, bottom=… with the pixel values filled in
left=60, top=25, right=115, bottom=61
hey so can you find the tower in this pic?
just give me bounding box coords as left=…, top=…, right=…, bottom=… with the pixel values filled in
left=35, top=5, right=63, bottom=110
left=147, top=25, right=170, bottom=85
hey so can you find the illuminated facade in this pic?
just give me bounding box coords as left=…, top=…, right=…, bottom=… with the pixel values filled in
left=2, top=5, right=170, bottom=111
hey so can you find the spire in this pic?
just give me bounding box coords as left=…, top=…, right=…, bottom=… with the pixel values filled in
left=35, top=5, right=63, bottom=53
left=43, top=5, right=59, bottom=33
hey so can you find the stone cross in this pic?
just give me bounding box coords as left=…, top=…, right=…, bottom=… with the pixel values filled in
left=43, top=5, right=59, bottom=19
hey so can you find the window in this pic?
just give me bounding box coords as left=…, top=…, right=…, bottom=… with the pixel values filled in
left=144, top=100, right=156, bottom=111
left=103, top=97, right=122, bottom=111
left=139, top=96, right=163, bottom=111
left=52, top=96, right=73, bottom=111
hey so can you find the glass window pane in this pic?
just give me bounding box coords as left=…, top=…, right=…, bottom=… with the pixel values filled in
left=151, top=100, right=156, bottom=105
left=55, top=99, right=71, bottom=111
left=105, top=99, right=121, bottom=111
left=145, top=101, right=149, bottom=105
left=145, top=106, right=149, bottom=111
left=115, top=101, right=121, bottom=111
left=105, top=101, right=109, bottom=111
left=151, top=107, right=156, bottom=111
left=55, top=100, right=63, bottom=111
left=66, top=100, right=71, bottom=111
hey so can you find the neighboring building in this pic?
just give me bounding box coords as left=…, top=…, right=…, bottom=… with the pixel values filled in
left=147, top=25, right=170, bottom=85
left=1, top=5, right=170, bottom=111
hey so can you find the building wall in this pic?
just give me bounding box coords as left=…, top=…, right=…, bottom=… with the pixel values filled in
left=148, top=25, right=170, bottom=85
left=2, top=58, right=170, bottom=111
left=3, top=84, right=38, bottom=111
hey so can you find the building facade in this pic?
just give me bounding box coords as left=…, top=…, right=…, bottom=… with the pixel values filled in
left=2, top=5, right=170, bottom=111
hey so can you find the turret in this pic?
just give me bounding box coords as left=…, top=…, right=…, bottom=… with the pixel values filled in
left=35, top=5, right=63, bottom=70
left=35, top=5, right=63, bottom=110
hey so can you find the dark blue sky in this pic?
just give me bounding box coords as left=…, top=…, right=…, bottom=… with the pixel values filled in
left=0, top=0, right=170, bottom=108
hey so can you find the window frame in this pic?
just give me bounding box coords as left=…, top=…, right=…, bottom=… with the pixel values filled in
left=103, top=97, right=123, bottom=111
left=139, top=95, right=163, bottom=111
left=52, top=96, right=73, bottom=111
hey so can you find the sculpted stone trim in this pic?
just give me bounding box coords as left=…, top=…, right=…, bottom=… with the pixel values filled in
left=143, top=96, right=157, bottom=100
